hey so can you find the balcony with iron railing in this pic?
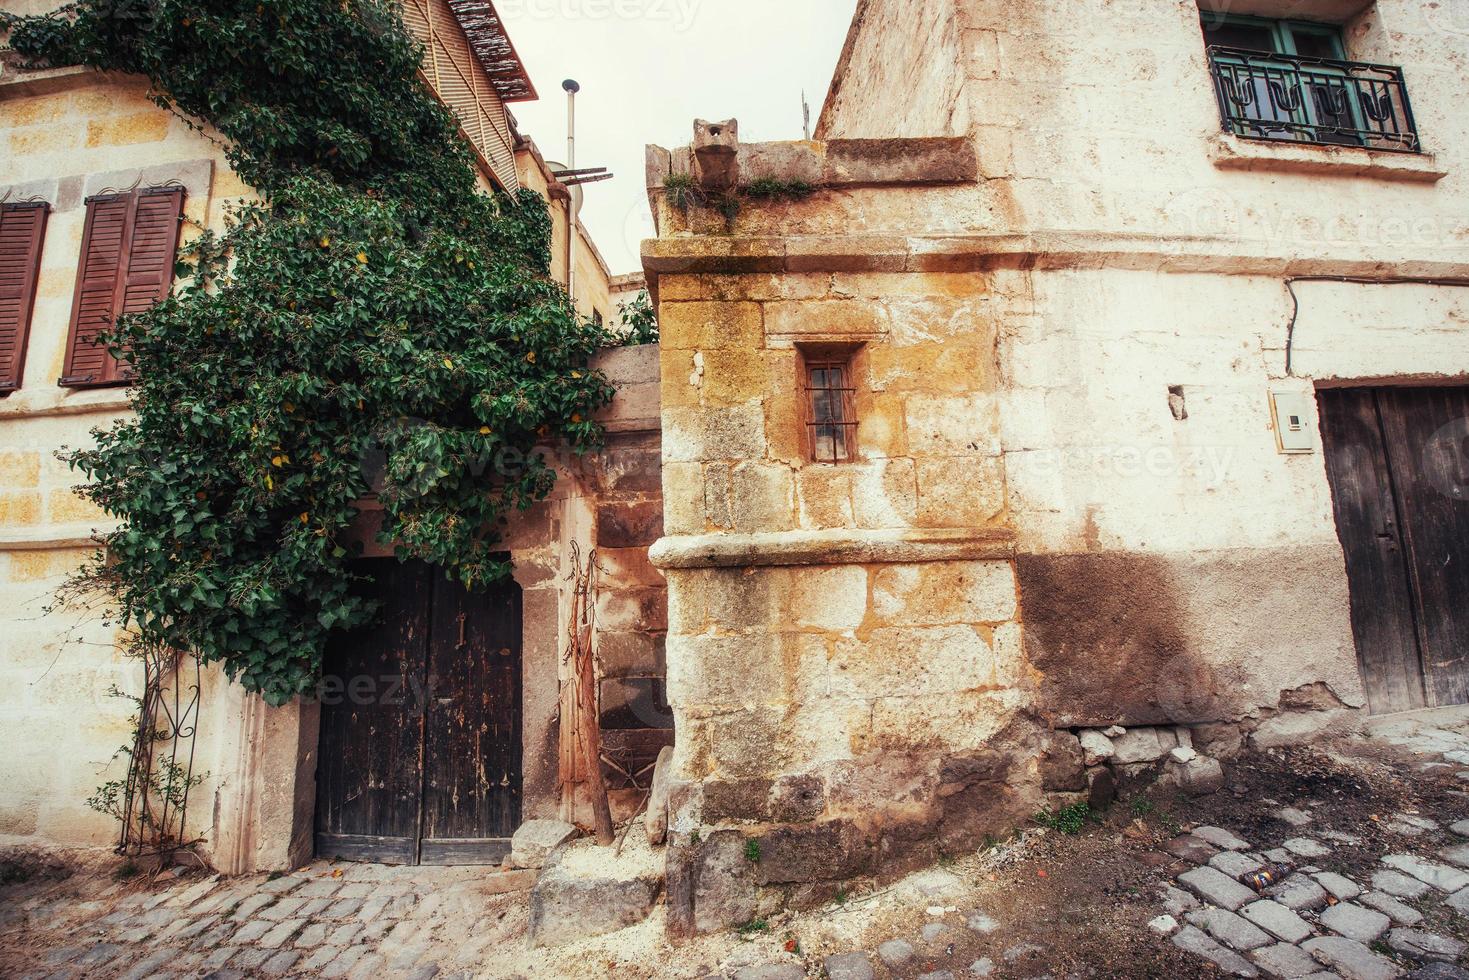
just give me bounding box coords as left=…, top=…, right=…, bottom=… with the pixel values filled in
left=1208, top=46, right=1420, bottom=154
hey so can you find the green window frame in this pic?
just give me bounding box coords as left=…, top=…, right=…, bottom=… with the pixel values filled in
left=1202, top=13, right=1347, bottom=59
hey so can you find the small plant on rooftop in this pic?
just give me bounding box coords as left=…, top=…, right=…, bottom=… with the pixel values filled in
left=662, top=172, right=700, bottom=209
left=742, top=177, right=815, bottom=200
left=744, top=838, right=762, bottom=863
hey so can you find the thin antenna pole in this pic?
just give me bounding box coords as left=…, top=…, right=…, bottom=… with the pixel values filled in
left=802, top=89, right=811, bottom=141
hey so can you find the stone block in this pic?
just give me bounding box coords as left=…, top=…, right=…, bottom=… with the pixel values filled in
left=641, top=747, right=673, bottom=848
left=1300, top=936, right=1399, bottom=980
left=1319, top=902, right=1390, bottom=943
left=1039, top=732, right=1086, bottom=791
left=1170, top=925, right=1259, bottom=977
left=1193, top=826, right=1251, bottom=851
left=595, top=499, right=664, bottom=549
left=688, top=831, right=758, bottom=934
left=796, top=465, right=855, bottom=527
left=1178, top=866, right=1258, bottom=911
left=852, top=458, right=918, bottom=528
left=768, top=773, right=826, bottom=823
left=700, top=349, right=776, bottom=407
left=1249, top=942, right=1320, bottom=979
left=822, top=137, right=979, bottom=185
left=1174, top=756, right=1226, bottom=796
left=1356, top=890, right=1423, bottom=926
left=914, top=455, right=1006, bottom=529
left=763, top=300, right=888, bottom=340
left=870, top=560, right=1016, bottom=626
left=1187, top=906, right=1271, bottom=951
left=528, top=849, right=661, bottom=947
left=85, top=111, right=169, bottom=147
left=1372, top=869, right=1431, bottom=899
left=0, top=492, right=42, bottom=526
left=728, top=463, right=795, bottom=532
left=1387, top=928, right=1464, bottom=963
left=904, top=391, right=1000, bottom=456
left=829, top=625, right=997, bottom=699
left=658, top=301, right=763, bottom=350
left=824, top=952, right=875, bottom=980
left=781, top=564, right=868, bottom=631
left=1079, top=730, right=1114, bottom=765
left=1240, top=900, right=1312, bottom=945
left=1111, top=727, right=1169, bottom=764
left=1382, top=854, right=1469, bottom=892
left=509, top=819, right=579, bottom=870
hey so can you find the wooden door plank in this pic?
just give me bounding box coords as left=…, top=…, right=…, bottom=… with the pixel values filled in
left=421, top=567, right=524, bottom=844
left=1376, top=386, right=1469, bottom=708
left=1317, top=388, right=1427, bottom=713
left=315, top=559, right=432, bottom=857
left=417, top=838, right=513, bottom=866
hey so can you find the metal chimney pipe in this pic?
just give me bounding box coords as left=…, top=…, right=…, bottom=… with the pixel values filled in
left=563, top=79, right=580, bottom=306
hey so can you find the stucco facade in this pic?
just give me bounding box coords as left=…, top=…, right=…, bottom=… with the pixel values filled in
left=642, top=0, right=1469, bottom=930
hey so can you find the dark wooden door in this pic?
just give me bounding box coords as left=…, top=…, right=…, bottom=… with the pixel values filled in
left=1319, top=386, right=1469, bottom=713
left=315, top=558, right=522, bottom=865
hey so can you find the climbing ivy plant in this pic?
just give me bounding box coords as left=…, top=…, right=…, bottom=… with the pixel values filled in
left=6, top=1, right=616, bottom=705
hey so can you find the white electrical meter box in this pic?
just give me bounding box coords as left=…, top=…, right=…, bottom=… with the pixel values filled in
left=1270, top=391, right=1315, bottom=454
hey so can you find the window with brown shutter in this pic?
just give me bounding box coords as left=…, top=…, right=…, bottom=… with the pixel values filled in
left=61, top=186, right=185, bottom=388
left=0, top=201, right=50, bottom=395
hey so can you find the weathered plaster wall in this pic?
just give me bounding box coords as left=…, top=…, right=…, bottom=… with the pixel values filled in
left=806, top=0, right=1469, bottom=737
left=816, top=0, right=969, bottom=140
left=0, top=70, right=245, bottom=849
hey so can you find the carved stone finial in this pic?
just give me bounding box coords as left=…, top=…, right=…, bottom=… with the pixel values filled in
left=692, top=118, right=739, bottom=192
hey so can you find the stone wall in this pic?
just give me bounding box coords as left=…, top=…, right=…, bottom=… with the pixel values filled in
left=644, top=137, right=1056, bottom=932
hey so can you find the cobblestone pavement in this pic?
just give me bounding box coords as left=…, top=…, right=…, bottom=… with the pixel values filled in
left=0, top=708, right=1466, bottom=979
left=0, top=860, right=537, bottom=980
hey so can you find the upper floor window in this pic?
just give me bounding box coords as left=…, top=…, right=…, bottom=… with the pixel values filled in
left=0, top=201, right=50, bottom=396
left=1202, top=14, right=1420, bottom=153
left=60, top=186, right=185, bottom=388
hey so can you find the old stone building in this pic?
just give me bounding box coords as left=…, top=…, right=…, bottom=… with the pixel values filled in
left=640, top=0, right=1469, bottom=932
left=1, top=0, right=1467, bottom=954
left=0, top=1, right=668, bottom=873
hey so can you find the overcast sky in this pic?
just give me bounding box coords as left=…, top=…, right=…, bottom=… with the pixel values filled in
left=498, top=0, right=859, bottom=276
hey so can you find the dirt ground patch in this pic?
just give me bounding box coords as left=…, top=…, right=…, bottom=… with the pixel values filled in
left=1, top=733, right=1466, bottom=978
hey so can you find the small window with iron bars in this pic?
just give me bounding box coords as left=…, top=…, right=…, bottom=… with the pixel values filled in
left=803, top=354, right=858, bottom=463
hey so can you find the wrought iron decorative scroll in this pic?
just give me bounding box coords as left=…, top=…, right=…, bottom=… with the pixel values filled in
left=1208, top=46, right=1420, bottom=153
left=116, top=645, right=203, bottom=860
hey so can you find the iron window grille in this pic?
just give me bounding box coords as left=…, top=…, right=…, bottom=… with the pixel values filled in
left=1208, top=46, right=1420, bottom=153
left=804, top=360, right=857, bottom=463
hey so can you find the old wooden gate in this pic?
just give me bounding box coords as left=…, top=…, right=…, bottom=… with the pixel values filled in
left=1319, top=386, right=1469, bottom=714
left=315, top=558, right=523, bottom=865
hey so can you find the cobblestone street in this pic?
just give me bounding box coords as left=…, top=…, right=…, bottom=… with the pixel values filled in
left=1, top=708, right=1466, bottom=979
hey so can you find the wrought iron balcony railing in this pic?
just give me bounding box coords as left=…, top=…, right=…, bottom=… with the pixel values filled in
left=1208, top=46, right=1420, bottom=153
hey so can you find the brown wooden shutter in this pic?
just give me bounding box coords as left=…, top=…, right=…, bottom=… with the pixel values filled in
left=0, top=202, right=49, bottom=394
left=61, top=187, right=185, bottom=387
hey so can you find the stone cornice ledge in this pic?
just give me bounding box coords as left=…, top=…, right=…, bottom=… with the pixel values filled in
left=0, top=523, right=116, bottom=551
left=648, top=526, right=1016, bottom=570
left=1207, top=133, right=1447, bottom=183
left=642, top=233, right=1469, bottom=281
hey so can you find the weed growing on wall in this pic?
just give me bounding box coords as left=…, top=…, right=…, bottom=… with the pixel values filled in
left=5, top=1, right=616, bottom=705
